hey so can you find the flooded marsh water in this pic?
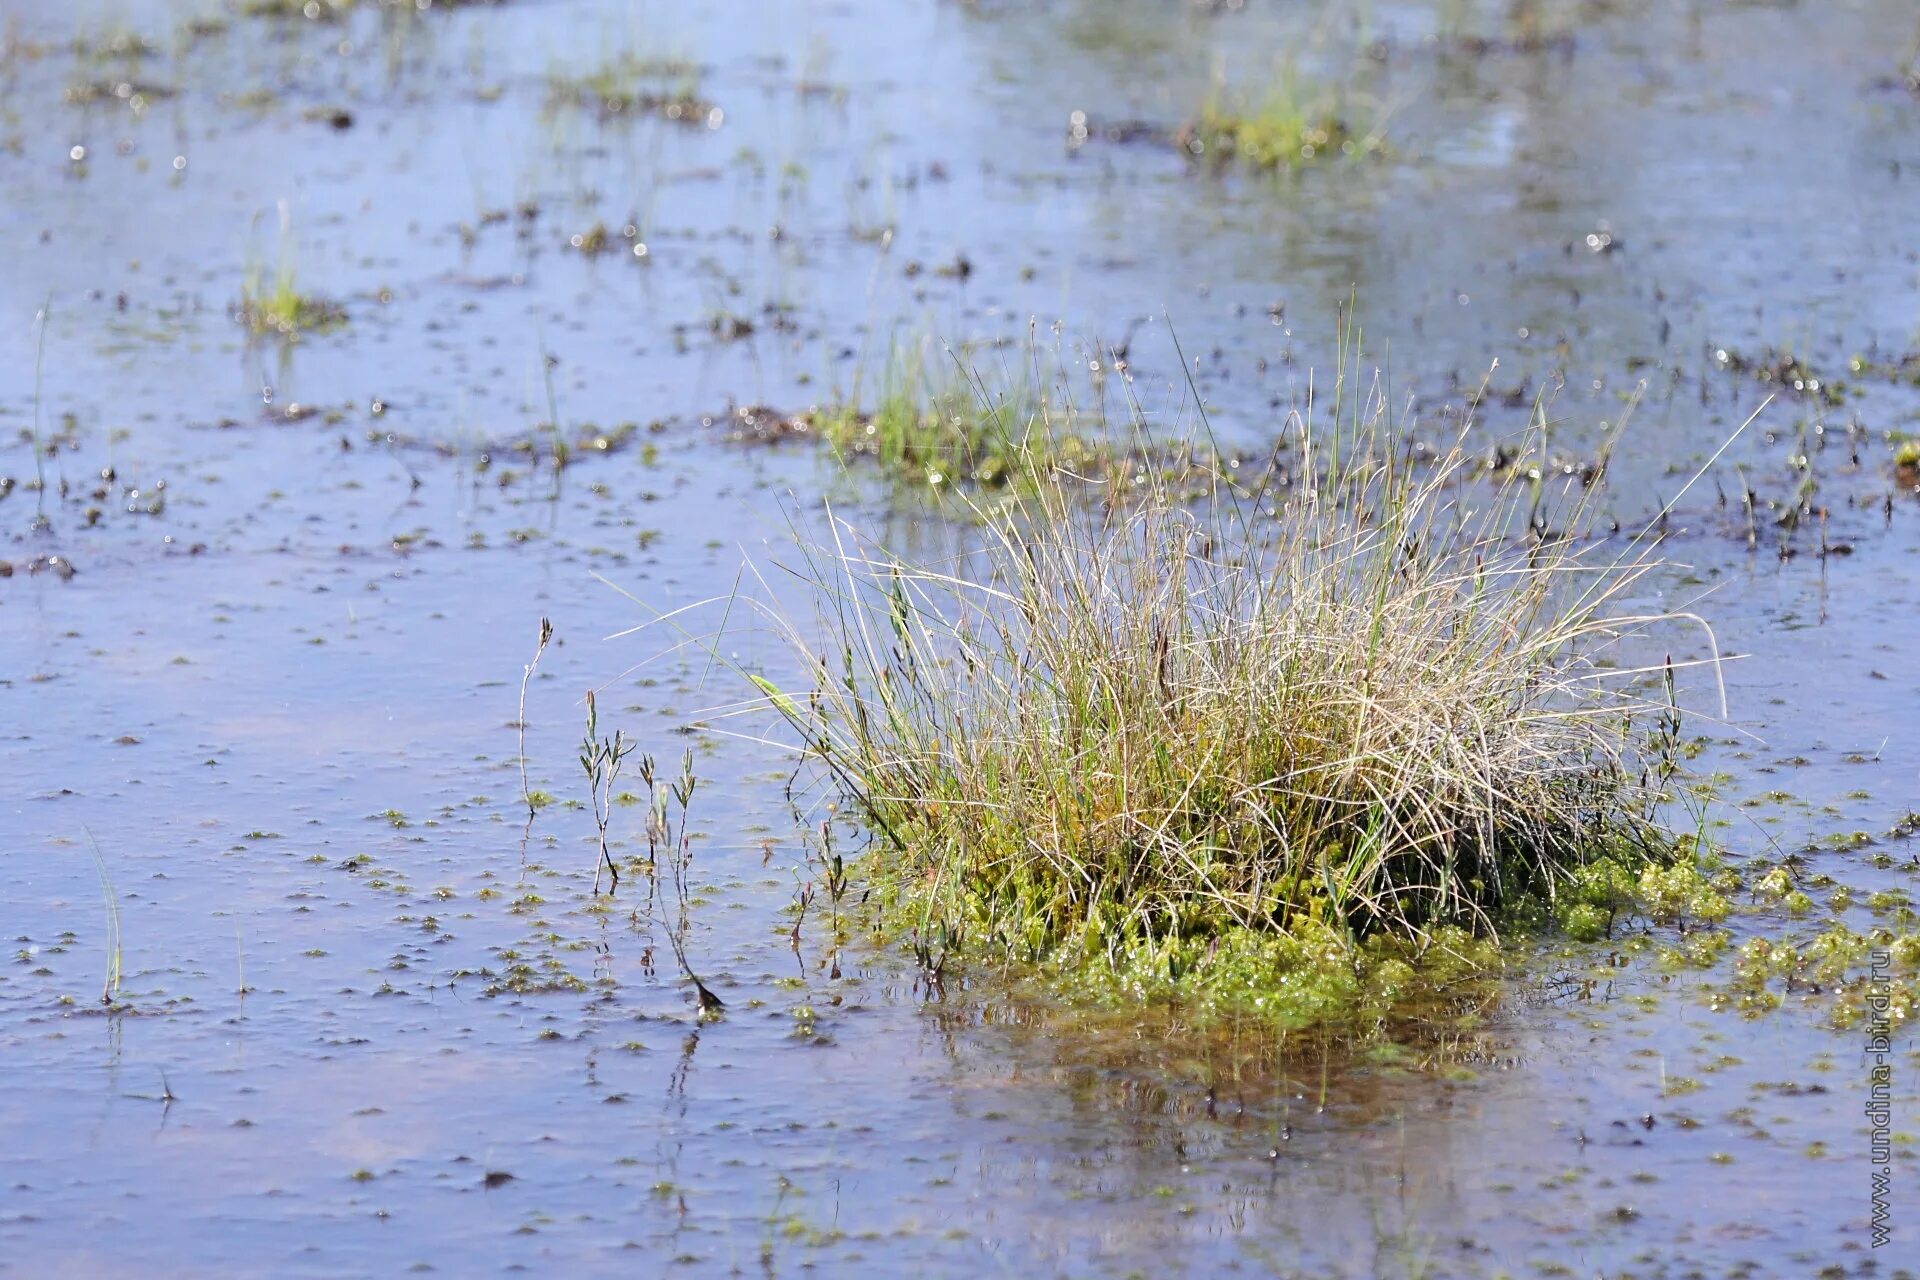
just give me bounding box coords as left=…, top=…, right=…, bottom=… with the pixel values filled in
left=3, top=0, right=1919, bottom=1275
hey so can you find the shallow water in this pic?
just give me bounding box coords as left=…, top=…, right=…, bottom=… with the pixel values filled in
left=3, top=1, right=1918, bottom=1275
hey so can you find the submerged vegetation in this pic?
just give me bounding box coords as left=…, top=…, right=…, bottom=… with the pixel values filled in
left=1555, top=840, right=1730, bottom=943
left=1710, top=907, right=1920, bottom=1030
left=738, top=348, right=1706, bottom=1031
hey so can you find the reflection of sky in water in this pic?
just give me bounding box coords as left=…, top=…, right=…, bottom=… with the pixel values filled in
left=0, top=0, right=1917, bottom=1274
left=1431, top=102, right=1521, bottom=166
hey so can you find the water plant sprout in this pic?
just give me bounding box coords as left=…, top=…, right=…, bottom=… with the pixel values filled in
left=519, top=616, right=553, bottom=819
left=30, top=299, right=51, bottom=524
left=84, top=828, right=122, bottom=1006
left=636, top=750, right=724, bottom=1014
left=580, top=688, right=634, bottom=893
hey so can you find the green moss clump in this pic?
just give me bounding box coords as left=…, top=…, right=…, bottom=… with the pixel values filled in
left=1556, top=858, right=1639, bottom=940
left=1721, top=922, right=1920, bottom=1029
left=1038, top=917, right=1502, bottom=1034
left=1753, top=865, right=1794, bottom=901
left=1891, top=932, right=1920, bottom=968
left=1552, top=849, right=1731, bottom=944
left=1638, top=860, right=1732, bottom=926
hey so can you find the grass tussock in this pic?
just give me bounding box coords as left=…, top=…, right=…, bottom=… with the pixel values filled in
left=240, top=0, right=504, bottom=19
left=806, top=337, right=1111, bottom=488
left=1181, top=67, right=1384, bottom=171
left=795, top=334, right=1227, bottom=498
left=738, top=351, right=1711, bottom=1029
left=545, top=53, right=718, bottom=127
left=238, top=263, right=347, bottom=337
left=238, top=205, right=346, bottom=338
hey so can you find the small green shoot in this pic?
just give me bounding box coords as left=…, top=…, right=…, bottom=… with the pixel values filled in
left=580, top=689, right=635, bottom=893
left=84, top=828, right=122, bottom=1006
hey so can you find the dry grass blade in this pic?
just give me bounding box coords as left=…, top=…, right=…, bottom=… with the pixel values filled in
left=520, top=617, right=554, bottom=820
left=84, top=827, right=123, bottom=1006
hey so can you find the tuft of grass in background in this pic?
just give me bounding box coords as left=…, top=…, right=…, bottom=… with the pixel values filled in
left=793, top=333, right=1221, bottom=495
left=238, top=0, right=355, bottom=21
left=1180, top=65, right=1384, bottom=171
left=239, top=264, right=347, bottom=337
left=544, top=51, right=718, bottom=127
left=805, top=336, right=1104, bottom=488
left=734, top=340, right=1721, bottom=1030
left=237, top=203, right=345, bottom=338
left=239, top=0, right=506, bottom=20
